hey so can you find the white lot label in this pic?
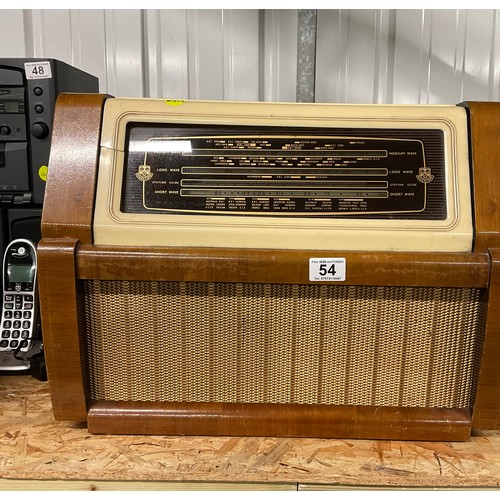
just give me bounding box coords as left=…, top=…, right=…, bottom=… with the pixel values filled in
left=309, top=258, right=346, bottom=281
left=24, top=61, right=52, bottom=80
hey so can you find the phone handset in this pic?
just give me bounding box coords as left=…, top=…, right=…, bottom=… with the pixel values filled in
left=0, top=239, right=38, bottom=353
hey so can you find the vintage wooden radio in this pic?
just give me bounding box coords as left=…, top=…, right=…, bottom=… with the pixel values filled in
left=38, top=94, right=500, bottom=441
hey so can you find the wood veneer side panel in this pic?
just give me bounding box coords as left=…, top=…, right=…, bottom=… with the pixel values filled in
left=76, top=246, right=490, bottom=288
left=88, top=401, right=471, bottom=441
left=463, top=102, right=500, bottom=253
left=41, top=93, right=110, bottom=244
left=473, top=248, right=500, bottom=429
left=37, top=238, right=87, bottom=421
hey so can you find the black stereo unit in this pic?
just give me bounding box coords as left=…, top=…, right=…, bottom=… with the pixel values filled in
left=0, top=58, right=99, bottom=206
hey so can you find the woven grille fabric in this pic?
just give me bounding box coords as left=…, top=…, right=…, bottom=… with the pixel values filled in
left=82, top=281, right=487, bottom=408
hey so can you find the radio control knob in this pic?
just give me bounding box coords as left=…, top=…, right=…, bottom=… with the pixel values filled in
left=31, top=122, right=49, bottom=139
left=0, top=126, right=11, bottom=135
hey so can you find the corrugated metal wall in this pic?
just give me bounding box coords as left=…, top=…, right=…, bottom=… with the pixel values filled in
left=1, top=9, right=499, bottom=104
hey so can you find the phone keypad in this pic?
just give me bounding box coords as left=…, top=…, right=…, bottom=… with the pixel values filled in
left=0, top=293, right=34, bottom=351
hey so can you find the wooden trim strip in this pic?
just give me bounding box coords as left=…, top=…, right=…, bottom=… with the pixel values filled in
left=88, top=401, right=472, bottom=441
left=473, top=248, right=500, bottom=429
left=462, top=102, right=500, bottom=253
left=41, top=93, right=110, bottom=244
left=37, top=238, right=88, bottom=421
left=76, top=245, right=490, bottom=288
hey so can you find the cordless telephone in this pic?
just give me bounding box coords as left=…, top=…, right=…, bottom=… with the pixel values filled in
left=0, top=239, right=39, bottom=369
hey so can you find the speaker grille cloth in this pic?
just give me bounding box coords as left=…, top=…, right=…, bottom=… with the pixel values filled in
left=82, top=281, right=486, bottom=408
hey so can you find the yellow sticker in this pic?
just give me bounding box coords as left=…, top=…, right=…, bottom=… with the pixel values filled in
left=164, top=99, right=185, bottom=106
left=38, top=165, right=48, bottom=182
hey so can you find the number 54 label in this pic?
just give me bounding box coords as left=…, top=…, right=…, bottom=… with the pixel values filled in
left=309, top=258, right=346, bottom=281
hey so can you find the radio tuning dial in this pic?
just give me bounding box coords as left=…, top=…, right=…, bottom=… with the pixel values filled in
left=0, top=126, right=11, bottom=136
left=31, top=122, right=49, bottom=139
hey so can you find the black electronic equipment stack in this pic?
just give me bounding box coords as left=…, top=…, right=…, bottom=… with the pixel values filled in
left=0, top=58, right=98, bottom=373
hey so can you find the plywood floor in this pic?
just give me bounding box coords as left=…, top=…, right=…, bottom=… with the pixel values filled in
left=1, top=376, right=500, bottom=490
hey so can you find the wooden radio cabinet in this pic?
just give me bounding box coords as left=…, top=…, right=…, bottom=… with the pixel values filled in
left=37, top=94, right=500, bottom=441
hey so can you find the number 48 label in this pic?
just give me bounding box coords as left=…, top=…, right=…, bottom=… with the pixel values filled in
left=24, top=61, right=52, bottom=80
left=309, top=258, right=346, bottom=281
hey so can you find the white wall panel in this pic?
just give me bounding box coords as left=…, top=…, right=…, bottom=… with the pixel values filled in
left=187, top=10, right=225, bottom=100
left=461, top=10, right=498, bottom=102
left=222, top=10, right=260, bottom=101
left=343, top=10, right=381, bottom=103
left=315, top=10, right=348, bottom=103
left=316, top=10, right=395, bottom=104
left=391, top=10, right=428, bottom=104
left=103, top=9, right=143, bottom=97
left=30, top=10, right=73, bottom=61
left=372, top=10, right=396, bottom=104
left=392, top=10, right=470, bottom=104
left=1, top=8, right=500, bottom=105
left=143, top=9, right=260, bottom=101
left=263, top=10, right=297, bottom=102
left=71, top=10, right=107, bottom=94
left=0, top=10, right=28, bottom=57
left=392, top=9, right=500, bottom=104
left=144, top=9, right=189, bottom=99
left=425, top=10, right=465, bottom=104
